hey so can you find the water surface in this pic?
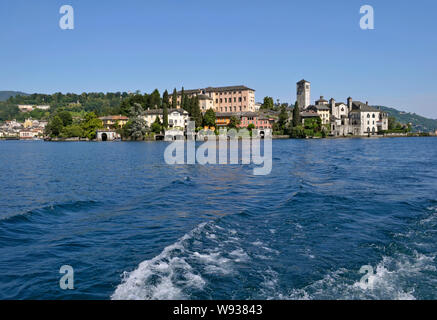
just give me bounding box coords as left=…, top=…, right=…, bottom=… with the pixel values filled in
left=0, top=138, right=436, bottom=299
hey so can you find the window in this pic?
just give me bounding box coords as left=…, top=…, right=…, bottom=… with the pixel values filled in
left=367, top=114, right=370, bottom=118
left=372, top=114, right=375, bottom=118
left=225, top=98, right=227, bottom=103
left=239, top=106, right=242, bottom=111
left=216, top=99, right=218, bottom=103
left=239, top=97, right=242, bottom=102
left=220, top=98, right=222, bottom=103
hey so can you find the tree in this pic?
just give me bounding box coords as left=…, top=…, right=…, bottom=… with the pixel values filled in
left=388, top=116, right=397, bottom=130
left=57, top=110, right=73, bottom=126
left=128, top=117, right=148, bottom=140
left=151, top=117, right=162, bottom=134
left=162, top=90, right=170, bottom=108
left=290, top=126, right=306, bottom=138
left=46, top=115, right=63, bottom=137
left=292, top=102, right=301, bottom=127
left=149, top=89, right=161, bottom=109
left=162, top=102, right=169, bottom=129
left=60, top=124, right=84, bottom=138
left=261, top=97, right=274, bottom=110
left=81, top=112, right=103, bottom=140
left=277, top=106, right=289, bottom=133
left=180, top=87, right=185, bottom=110
left=172, top=88, right=178, bottom=109
left=247, top=123, right=255, bottom=131
left=228, top=116, right=240, bottom=129
left=203, top=108, right=216, bottom=128
left=191, top=96, right=202, bottom=128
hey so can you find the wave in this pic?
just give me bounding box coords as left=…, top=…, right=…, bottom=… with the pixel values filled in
left=111, top=220, right=261, bottom=300
left=286, top=251, right=435, bottom=300
left=112, top=223, right=208, bottom=300
left=0, top=200, right=101, bottom=224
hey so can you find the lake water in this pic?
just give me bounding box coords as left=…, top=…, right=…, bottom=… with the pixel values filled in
left=0, top=137, right=436, bottom=300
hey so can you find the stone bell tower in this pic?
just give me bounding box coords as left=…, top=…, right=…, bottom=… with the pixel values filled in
left=296, top=79, right=311, bottom=110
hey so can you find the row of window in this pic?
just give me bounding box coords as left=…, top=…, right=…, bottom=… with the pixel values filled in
left=242, top=119, right=270, bottom=125
left=217, top=91, right=243, bottom=95
left=217, top=97, right=246, bottom=103
left=220, top=106, right=246, bottom=112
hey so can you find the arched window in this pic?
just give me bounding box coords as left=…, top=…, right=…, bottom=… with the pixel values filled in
left=372, top=114, right=375, bottom=118
left=367, top=114, right=370, bottom=118
left=367, top=127, right=370, bottom=132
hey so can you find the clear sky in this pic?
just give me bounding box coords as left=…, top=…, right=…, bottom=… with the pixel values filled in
left=1, top=0, right=436, bottom=118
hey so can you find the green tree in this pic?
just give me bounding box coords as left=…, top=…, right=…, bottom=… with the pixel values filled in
left=151, top=117, right=162, bottom=134
left=203, top=108, right=216, bottom=128
left=149, top=89, right=161, bottom=109
left=180, top=87, right=185, bottom=110
left=46, top=115, right=64, bottom=137
left=81, top=112, right=103, bottom=140
left=228, top=116, right=240, bottom=129
left=163, top=102, right=169, bottom=129
left=60, top=124, right=84, bottom=138
left=388, top=116, right=397, bottom=130
left=292, top=102, right=301, bottom=127
left=128, top=117, right=148, bottom=140
left=57, top=110, right=73, bottom=126
left=277, top=106, right=289, bottom=133
left=290, top=126, right=306, bottom=138
left=162, top=90, right=170, bottom=108
left=191, top=96, right=203, bottom=128
left=261, top=97, right=274, bottom=110
left=172, top=88, right=178, bottom=109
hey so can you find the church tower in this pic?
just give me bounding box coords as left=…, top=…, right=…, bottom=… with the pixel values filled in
left=296, top=79, right=310, bottom=110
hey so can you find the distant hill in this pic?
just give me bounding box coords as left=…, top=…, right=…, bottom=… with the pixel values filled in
left=373, top=106, right=437, bottom=133
left=0, top=91, right=28, bottom=101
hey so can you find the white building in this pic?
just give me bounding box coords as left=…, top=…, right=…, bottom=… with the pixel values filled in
left=35, top=105, right=50, bottom=111
left=142, top=108, right=189, bottom=130
left=18, top=105, right=34, bottom=112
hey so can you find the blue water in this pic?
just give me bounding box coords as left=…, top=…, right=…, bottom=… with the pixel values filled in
left=0, top=138, right=436, bottom=300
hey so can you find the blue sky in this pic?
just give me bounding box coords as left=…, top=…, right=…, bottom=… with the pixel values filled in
left=1, top=0, right=436, bottom=118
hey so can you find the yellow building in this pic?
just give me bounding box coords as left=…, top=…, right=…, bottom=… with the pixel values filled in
left=99, top=115, right=129, bottom=129
left=308, top=105, right=330, bottom=125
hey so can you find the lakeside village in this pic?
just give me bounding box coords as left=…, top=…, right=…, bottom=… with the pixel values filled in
left=0, top=80, right=433, bottom=142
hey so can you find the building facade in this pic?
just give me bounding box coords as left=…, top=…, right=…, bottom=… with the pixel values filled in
left=142, top=108, right=189, bottom=130
left=169, top=85, right=256, bottom=113
left=99, top=115, right=129, bottom=130
left=296, top=80, right=311, bottom=110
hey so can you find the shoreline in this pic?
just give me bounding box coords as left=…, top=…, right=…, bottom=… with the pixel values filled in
left=1, top=134, right=435, bottom=142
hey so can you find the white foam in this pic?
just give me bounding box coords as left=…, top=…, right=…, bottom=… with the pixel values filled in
left=112, top=224, right=207, bottom=300
left=230, top=249, right=250, bottom=262
left=286, top=251, right=435, bottom=300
